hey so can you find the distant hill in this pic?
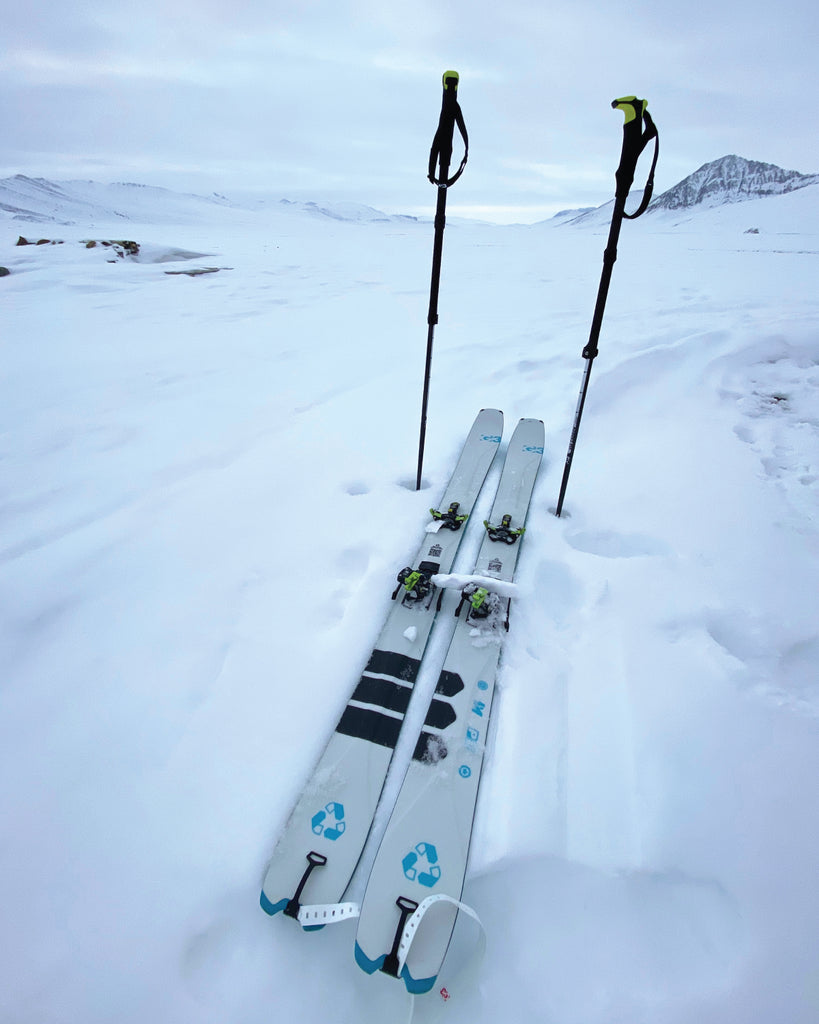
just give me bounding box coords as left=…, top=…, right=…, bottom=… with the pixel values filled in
left=0, top=175, right=237, bottom=226
left=4, top=156, right=819, bottom=231
left=0, top=174, right=413, bottom=227
left=650, top=155, right=819, bottom=211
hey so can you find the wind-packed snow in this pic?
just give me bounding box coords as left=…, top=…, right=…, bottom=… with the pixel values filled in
left=1, top=176, right=818, bottom=1024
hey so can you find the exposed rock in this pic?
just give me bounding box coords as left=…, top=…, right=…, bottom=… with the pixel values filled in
left=17, top=236, right=64, bottom=246
left=82, top=239, right=140, bottom=258
left=651, top=156, right=819, bottom=211
left=164, top=267, right=230, bottom=277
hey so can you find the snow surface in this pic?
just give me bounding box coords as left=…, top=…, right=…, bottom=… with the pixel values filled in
left=1, top=179, right=818, bottom=1024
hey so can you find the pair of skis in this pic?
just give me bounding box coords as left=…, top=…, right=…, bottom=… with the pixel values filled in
left=260, top=410, right=544, bottom=994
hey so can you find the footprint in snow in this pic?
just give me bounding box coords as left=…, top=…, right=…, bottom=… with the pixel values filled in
left=705, top=610, right=819, bottom=716
left=315, top=544, right=372, bottom=626
left=335, top=543, right=370, bottom=577
left=564, top=529, right=671, bottom=559
left=721, top=343, right=819, bottom=520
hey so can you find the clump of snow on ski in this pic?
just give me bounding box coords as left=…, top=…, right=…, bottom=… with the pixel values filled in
left=259, top=409, right=503, bottom=924
left=354, top=418, right=544, bottom=993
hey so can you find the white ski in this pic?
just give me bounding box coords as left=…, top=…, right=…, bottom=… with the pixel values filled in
left=354, top=418, right=544, bottom=991
left=260, top=409, right=503, bottom=925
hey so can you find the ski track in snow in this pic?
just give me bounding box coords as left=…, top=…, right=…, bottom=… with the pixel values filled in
left=2, top=184, right=819, bottom=1024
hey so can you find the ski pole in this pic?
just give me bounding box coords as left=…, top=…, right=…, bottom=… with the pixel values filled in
left=554, top=96, right=659, bottom=517
left=415, top=70, right=469, bottom=491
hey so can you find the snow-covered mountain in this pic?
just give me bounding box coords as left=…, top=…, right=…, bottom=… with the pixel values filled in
left=0, top=174, right=414, bottom=227
left=0, top=174, right=240, bottom=226
left=549, top=155, right=819, bottom=229
left=5, top=154, right=819, bottom=233
left=650, top=154, right=819, bottom=211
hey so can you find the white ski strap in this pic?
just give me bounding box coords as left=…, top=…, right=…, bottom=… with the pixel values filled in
left=432, top=572, right=519, bottom=598
left=396, top=893, right=485, bottom=976
left=296, top=901, right=360, bottom=927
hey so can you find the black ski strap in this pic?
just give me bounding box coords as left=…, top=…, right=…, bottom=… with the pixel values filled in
left=428, top=71, right=469, bottom=187
left=283, top=851, right=327, bottom=919
left=611, top=96, right=659, bottom=219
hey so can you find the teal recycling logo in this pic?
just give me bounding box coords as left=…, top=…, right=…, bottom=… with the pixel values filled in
left=402, top=842, right=441, bottom=888
left=311, top=801, right=346, bottom=841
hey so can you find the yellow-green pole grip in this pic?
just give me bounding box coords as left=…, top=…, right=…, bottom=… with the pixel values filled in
left=610, top=96, right=653, bottom=200
left=611, top=95, right=648, bottom=124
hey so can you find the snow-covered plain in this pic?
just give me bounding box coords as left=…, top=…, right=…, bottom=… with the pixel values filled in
left=2, top=178, right=818, bottom=1023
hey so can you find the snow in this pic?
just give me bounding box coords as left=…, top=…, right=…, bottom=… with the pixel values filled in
left=1, top=176, right=818, bottom=1024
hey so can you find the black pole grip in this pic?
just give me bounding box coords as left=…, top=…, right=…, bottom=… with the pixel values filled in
left=611, top=96, right=659, bottom=217
left=428, top=71, right=468, bottom=187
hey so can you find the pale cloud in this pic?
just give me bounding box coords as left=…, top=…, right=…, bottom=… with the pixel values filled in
left=3, top=0, right=817, bottom=220
left=5, top=49, right=212, bottom=86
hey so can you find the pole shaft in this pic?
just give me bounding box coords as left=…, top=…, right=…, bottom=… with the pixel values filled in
left=555, top=193, right=627, bottom=516
left=555, top=357, right=592, bottom=517
left=416, top=185, right=448, bottom=490
left=415, top=73, right=463, bottom=491
left=554, top=97, right=657, bottom=516
left=583, top=193, right=626, bottom=358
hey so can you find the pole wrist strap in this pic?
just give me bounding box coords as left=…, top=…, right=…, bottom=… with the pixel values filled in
left=428, top=104, right=469, bottom=187
left=623, top=109, right=659, bottom=219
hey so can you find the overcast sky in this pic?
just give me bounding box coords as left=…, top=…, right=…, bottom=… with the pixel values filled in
left=3, top=0, right=817, bottom=221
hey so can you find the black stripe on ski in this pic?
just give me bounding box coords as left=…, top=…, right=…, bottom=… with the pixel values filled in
left=336, top=706, right=404, bottom=749
left=422, top=698, right=457, bottom=730
left=412, top=731, right=448, bottom=764
left=434, top=669, right=464, bottom=697
left=365, top=650, right=422, bottom=684
left=351, top=676, right=413, bottom=715
left=407, top=670, right=465, bottom=763
left=335, top=650, right=421, bottom=741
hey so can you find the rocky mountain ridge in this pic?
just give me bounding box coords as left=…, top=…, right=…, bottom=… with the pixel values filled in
left=650, top=154, right=819, bottom=211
